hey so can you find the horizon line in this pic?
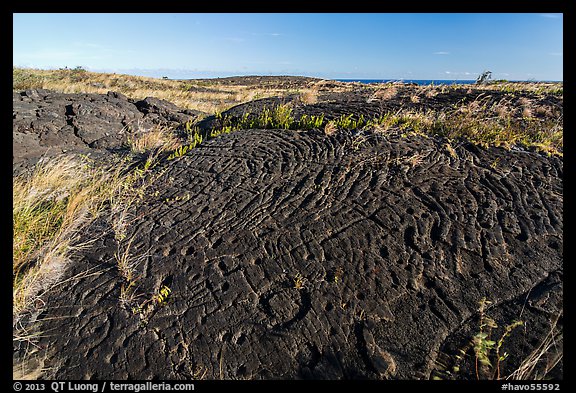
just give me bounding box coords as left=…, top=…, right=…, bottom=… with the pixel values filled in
left=13, top=66, right=563, bottom=83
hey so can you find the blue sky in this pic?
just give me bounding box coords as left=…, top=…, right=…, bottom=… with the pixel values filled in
left=13, top=13, right=563, bottom=81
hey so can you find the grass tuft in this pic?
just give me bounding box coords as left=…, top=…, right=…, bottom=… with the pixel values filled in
left=507, top=312, right=563, bottom=380
left=13, top=154, right=111, bottom=317
left=13, top=131, right=166, bottom=322
left=13, top=126, right=174, bottom=378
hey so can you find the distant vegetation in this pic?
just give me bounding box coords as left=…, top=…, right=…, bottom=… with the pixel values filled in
left=208, top=100, right=562, bottom=156
left=12, top=67, right=324, bottom=114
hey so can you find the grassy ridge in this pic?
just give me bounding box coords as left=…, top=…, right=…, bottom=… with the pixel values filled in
left=210, top=102, right=563, bottom=156
left=12, top=67, right=323, bottom=114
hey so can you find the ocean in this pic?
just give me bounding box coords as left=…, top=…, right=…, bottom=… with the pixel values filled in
left=335, top=79, right=561, bottom=85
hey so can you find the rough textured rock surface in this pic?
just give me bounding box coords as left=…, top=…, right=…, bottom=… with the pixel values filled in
left=190, top=75, right=322, bottom=88
left=13, top=90, right=204, bottom=175
left=19, top=127, right=562, bottom=379
left=197, top=85, right=563, bottom=139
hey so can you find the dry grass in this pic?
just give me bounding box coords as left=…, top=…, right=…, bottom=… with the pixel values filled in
left=423, top=85, right=439, bottom=98
left=14, top=156, right=113, bottom=318
left=507, top=312, right=563, bottom=380
left=126, top=126, right=181, bottom=155
left=13, top=68, right=562, bottom=155
left=208, top=93, right=562, bottom=156
left=324, top=121, right=338, bottom=136
left=13, top=67, right=315, bottom=115
left=299, top=85, right=319, bottom=104
left=12, top=155, right=123, bottom=378
left=388, top=93, right=564, bottom=155
left=13, top=347, right=56, bottom=380
left=114, top=233, right=154, bottom=310
left=410, top=80, right=563, bottom=97
left=367, top=85, right=398, bottom=102
left=13, top=126, right=171, bottom=321
left=13, top=127, right=176, bottom=378
left=484, top=81, right=563, bottom=96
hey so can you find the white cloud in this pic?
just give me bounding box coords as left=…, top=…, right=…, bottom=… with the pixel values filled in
left=441, top=71, right=480, bottom=78
left=249, top=32, right=283, bottom=37
left=433, top=51, right=450, bottom=55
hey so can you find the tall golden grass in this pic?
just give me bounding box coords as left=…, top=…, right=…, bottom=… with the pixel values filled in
left=12, top=126, right=176, bottom=325
left=13, top=155, right=123, bottom=317
left=13, top=67, right=324, bottom=114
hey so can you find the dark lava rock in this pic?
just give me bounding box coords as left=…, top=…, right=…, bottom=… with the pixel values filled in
left=13, top=90, right=205, bottom=176
left=196, top=85, right=562, bottom=143
left=190, top=75, right=322, bottom=88
left=134, top=97, right=204, bottom=125
left=19, top=127, right=562, bottom=379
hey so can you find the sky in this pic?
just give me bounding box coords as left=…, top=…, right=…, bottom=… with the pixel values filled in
left=13, top=13, right=563, bottom=81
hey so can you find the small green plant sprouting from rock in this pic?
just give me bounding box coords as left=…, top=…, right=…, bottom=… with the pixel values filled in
left=328, top=267, right=344, bottom=284
left=293, top=273, right=306, bottom=290
left=183, top=119, right=199, bottom=141
left=154, top=285, right=172, bottom=305
left=210, top=126, right=234, bottom=138
left=167, top=144, right=191, bottom=160
left=473, top=298, right=498, bottom=378
left=298, top=113, right=325, bottom=129
left=494, top=319, right=524, bottom=379
left=334, top=114, right=366, bottom=130
left=167, top=122, right=204, bottom=160
left=212, top=105, right=326, bottom=136
left=472, top=297, right=524, bottom=380
left=433, top=298, right=524, bottom=380
left=143, top=158, right=154, bottom=171
left=168, top=134, right=202, bottom=160
left=130, top=157, right=156, bottom=179
left=164, top=194, right=190, bottom=203
left=128, top=285, right=173, bottom=325
left=271, top=105, right=294, bottom=129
